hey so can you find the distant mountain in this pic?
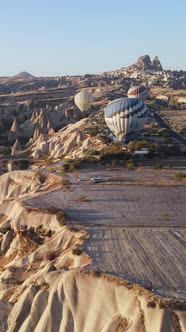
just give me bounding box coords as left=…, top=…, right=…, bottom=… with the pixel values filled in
left=12, top=71, right=35, bottom=79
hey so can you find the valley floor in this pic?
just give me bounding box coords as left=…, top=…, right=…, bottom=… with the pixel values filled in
left=24, top=166, right=186, bottom=299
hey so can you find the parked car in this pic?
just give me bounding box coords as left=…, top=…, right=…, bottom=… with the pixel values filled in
left=77, top=177, right=84, bottom=182
left=90, top=176, right=102, bottom=183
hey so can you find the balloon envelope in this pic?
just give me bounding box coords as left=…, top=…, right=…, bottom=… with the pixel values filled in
left=74, top=91, right=93, bottom=112
left=127, top=85, right=148, bottom=101
left=104, top=97, right=148, bottom=142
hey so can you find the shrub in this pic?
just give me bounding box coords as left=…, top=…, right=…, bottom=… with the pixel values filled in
left=68, top=226, right=79, bottom=232
left=174, top=172, right=186, bottom=181
left=125, top=159, right=134, bottom=170
left=128, top=139, right=149, bottom=152
left=38, top=173, right=46, bottom=184
left=102, top=137, right=113, bottom=144
left=72, top=248, right=82, bottom=256
left=76, top=194, right=88, bottom=202
left=40, top=152, right=51, bottom=160
left=101, top=142, right=127, bottom=161
left=47, top=206, right=61, bottom=214
left=89, top=127, right=99, bottom=137
left=92, top=270, right=101, bottom=277
left=159, top=301, right=167, bottom=309
left=160, top=213, right=169, bottom=221
left=56, top=210, right=69, bottom=226
left=154, top=164, right=162, bottom=169
left=62, top=159, right=82, bottom=172
left=61, top=178, right=71, bottom=189
left=168, top=95, right=175, bottom=109
left=147, top=301, right=156, bottom=308
left=44, top=250, right=59, bottom=261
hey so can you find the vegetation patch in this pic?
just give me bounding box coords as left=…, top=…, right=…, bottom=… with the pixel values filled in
left=56, top=210, right=69, bottom=226
left=171, top=312, right=182, bottom=331
left=72, top=248, right=82, bottom=256
left=154, top=164, right=163, bottom=169
left=147, top=301, right=156, bottom=308
left=68, top=226, right=79, bottom=232
left=115, top=316, right=130, bottom=331
left=40, top=152, right=51, bottom=160
left=174, top=171, right=186, bottom=181
left=92, top=270, right=101, bottom=277
left=44, top=250, right=59, bottom=261
left=46, top=206, right=61, bottom=214
left=101, top=142, right=125, bottom=161
left=125, top=159, right=135, bottom=170
left=159, top=299, right=186, bottom=311
left=61, top=178, right=71, bottom=189
left=76, top=194, right=88, bottom=202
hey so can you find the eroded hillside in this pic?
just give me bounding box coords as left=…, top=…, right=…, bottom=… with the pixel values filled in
left=0, top=170, right=185, bottom=332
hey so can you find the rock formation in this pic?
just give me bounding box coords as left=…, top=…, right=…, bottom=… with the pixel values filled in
left=31, top=118, right=106, bottom=159
left=11, top=139, right=21, bottom=156
left=128, top=55, right=163, bottom=71
left=152, top=56, right=163, bottom=71
left=8, top=119, right=21, bottom=143
left=0, top=170, right=184, bottom=331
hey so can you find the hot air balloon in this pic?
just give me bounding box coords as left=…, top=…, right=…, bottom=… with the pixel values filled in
left=74, top=91, right=93, bottom=112
left=104, top=97, right=148, bottom=142
left=127, top=85, right=148, bottom=101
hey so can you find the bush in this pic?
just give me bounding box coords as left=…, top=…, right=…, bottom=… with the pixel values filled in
left=68, top=226, right=79, bottom=232
left=40, top=152, right=51, bottom=160
left=160, top=213, right=169, bottom=221
left=125, top=159, right=134, bottom=170
left=56, top=210, right=69, bottom=226
left=174, top=172, right=186, bottom=181
left=44, top=250, right=59, bottom=261
left=72, top=248, right=82, bottom=256
left=92, top=270, right=101, bottom=277
left=154, top=164, right=162, bottom=169
left=76, top=194, right=88, bottom=202
left=61, top=178, right=71, bottom=189
left=89, top=127, right=99, bottom=137
left=47, top=206, right=61, bottom=214
left=147, top=301, right=156, bottom=308
left=62, top=160, right=81, bottom=172
left=159, top=302, right=166, bottom=309
left=101, top=142, right=126, bottom=161
left=128, top=140, right=149, bottom=152
left=168, top=95, right=175, bottom=109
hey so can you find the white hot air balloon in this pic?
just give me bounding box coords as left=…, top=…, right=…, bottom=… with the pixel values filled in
left=74, top=91, right=93, bottom=112
left=104, top=97, right=148, bottom=142
left=127, top=85, right=148, bottom=101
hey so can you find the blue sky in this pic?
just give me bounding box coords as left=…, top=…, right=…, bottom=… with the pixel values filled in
left=1, top=0, right=186, bottom=76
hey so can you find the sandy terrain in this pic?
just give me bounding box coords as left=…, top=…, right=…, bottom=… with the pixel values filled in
left=0, top=169, right=185, bottom=331
left=23, top=167, right=186, bottom=299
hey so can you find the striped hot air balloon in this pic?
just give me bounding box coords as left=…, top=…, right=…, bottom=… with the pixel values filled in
left=104, top=97, right=148, bottom=142
left=127, top=85, right=148, bottom=101
left=74, top=91, right=93, bottom=112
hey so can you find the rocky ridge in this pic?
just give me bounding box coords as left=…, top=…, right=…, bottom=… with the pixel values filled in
left=30, top=117, right=106, bottom=159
